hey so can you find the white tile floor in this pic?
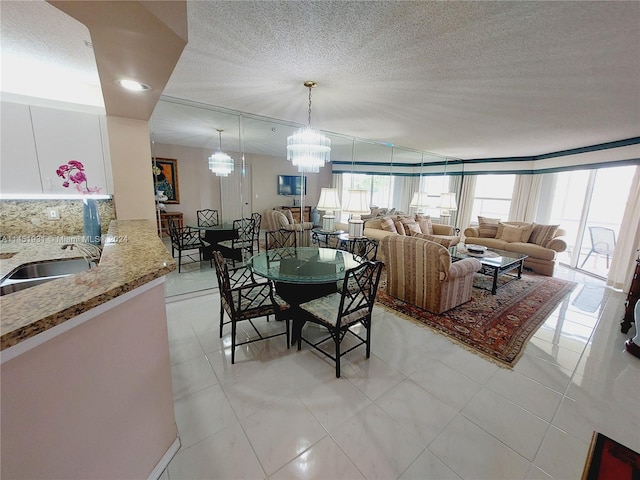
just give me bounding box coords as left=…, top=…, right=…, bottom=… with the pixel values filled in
left=161, top=265, right=639, bottom=480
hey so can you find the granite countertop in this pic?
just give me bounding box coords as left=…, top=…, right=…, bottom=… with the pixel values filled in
left=0, top=220, right=176, bottom=351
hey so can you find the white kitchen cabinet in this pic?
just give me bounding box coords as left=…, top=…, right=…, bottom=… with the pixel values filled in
left=30, top=106, right=109, bottom=194
left=0, top=102, right=42, bottom=193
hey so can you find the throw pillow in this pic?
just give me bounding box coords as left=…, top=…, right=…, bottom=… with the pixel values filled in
left=394, top=220, right=406, bottom=235
left=379, top=216, right=397, bottom=234
left=478, top=216, right=500, bottom=238
left=398, top=217, right=421, bottom=235
left=415, top=215, right=434, bottom=235
left=529, top=223, right=560, bottom=246
left=282, top=209, right=295, bottom=224
left=497, top=222, right=534, bottom=242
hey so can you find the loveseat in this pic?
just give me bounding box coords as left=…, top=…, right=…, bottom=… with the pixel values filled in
left=362, top=215, right=460, bottom=262
left=381, top=235, right=482, bottom=314
left=463, top=218, right=567, bottom=276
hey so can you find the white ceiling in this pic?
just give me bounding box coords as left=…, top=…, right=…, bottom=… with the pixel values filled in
left=2, top=1, right=639, bottom=163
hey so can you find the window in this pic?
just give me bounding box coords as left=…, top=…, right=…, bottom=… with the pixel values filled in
left=470, top=174, right=516, bottom=222
left=340, top=173, right=393, bottom=221
left=415, top=175, right=452, bottom=217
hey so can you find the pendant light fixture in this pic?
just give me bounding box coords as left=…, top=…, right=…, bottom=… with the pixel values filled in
left=286, top=81, right=331, bottom=173
left=208, top=129, right=234, bottom=177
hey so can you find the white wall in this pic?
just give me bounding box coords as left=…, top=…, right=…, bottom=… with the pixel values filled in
left=153, top=142, right=333, bottom=225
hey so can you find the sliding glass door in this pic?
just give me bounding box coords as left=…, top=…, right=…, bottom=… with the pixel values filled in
left=547, top=165, right=635, bottom=278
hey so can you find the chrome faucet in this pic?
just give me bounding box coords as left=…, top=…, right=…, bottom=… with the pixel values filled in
left=61, top=243, right=102, bottom=268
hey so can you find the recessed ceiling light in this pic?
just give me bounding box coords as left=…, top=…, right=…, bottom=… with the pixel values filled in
left=115, top=79, right=151, bottom=92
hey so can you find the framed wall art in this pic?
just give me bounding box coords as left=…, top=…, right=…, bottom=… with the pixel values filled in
left=152, top=157, right=180, bottom=204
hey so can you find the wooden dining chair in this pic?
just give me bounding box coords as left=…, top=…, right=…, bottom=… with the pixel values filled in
left=296, top=260, right=383, bottom=377
left=212, top=251, right=291, bottom=364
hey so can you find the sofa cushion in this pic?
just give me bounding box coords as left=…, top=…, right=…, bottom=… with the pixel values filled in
left=504, top=242, right=557, bottom=261
left=497, top=222, right=534, bottom=243
left=415, top=215, right=434, bottom=235
left=379, top=216, right=397, bottom=234
left=478, top=216, right=500, bottom=238
left=529, top=223, right=560, bottom=247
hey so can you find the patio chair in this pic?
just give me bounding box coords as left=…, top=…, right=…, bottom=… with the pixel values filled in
left=580, top=226, right=616, bottom=268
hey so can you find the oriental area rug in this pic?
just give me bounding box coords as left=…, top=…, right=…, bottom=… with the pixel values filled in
left=375, top=271, right=577, bottom=367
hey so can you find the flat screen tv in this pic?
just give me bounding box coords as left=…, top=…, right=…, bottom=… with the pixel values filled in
left=278, top=175, right=306, bottom=195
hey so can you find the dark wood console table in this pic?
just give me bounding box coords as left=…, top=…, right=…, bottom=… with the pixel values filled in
left=157, top=212, right=183, bottom=237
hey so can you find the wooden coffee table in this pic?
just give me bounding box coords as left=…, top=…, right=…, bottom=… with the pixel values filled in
left=450, top=245, right=528, bottom=295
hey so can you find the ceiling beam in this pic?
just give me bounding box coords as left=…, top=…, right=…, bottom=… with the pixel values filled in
left=48, top=0, right=188, bottom=120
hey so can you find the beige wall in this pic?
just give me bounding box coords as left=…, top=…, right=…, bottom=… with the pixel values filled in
left=106, top=116, right=157, bottom=222
left=1, top=283, right=177, bottom=479
left=153, top=142, right=333, bottom=225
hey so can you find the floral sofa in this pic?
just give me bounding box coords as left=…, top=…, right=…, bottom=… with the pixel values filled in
left=381, top=235, right=482, bottom=314
left=463, top=217, right=567, bottom=276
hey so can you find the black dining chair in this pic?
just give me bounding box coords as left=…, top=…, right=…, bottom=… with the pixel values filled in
left=251, top=212, right=262, bottom=253
left=218, top=218, right=256, bottom=265
left=264, top=229, right=298, bottom=261
left=212, top=251, right=291, bottom=364
left=197, top=209, right=219, bottom=227
left=296, top=260, right=383, bottom=377
left=339, top=237, right=379, bottom=261
left=168, top=219, right=211, bottom=273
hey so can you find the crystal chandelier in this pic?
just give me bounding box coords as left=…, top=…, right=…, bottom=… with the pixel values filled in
left=286, top=81, right=331, bottom=173
left=208, top=129, right=234, bottom=177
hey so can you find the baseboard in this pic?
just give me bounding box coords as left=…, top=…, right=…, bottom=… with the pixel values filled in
left=147, top=436, right=181, bottom=480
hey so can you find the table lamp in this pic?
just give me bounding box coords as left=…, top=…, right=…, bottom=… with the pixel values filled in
left=343, top=189, right=370, bottom=237
left=438, top=192, right=458, bottom=225
left=316, top=187, right=341, bottom=231
left=409, top=191, right=430, bottom=214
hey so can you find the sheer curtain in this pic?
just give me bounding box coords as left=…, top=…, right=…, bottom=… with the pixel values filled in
left=508, top=174, right=542, bottom=222
left=449, top=175, right=462, bottom=227
left=332, top=173, right=344, bottom=220
left=607, top=166, right=640, bottom=291
left=457, top=174, right=476, bottom=232
left=400, top=176, right=421, bottom=213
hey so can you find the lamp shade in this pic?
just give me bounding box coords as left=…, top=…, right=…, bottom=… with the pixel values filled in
left=438, top=192, right=458, bottom=211
left=342, top=189, right=371, bottom=215
left=316, top=187, right=341, bottom=231
left=316, top=187, right=341, bottom=211
left=343, top=189, right=370, bottom=237
left=409, top=192, right=430, bottom=208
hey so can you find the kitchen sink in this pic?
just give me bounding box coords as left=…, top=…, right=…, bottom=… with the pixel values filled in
left=0, top=258, right=96, bottom=296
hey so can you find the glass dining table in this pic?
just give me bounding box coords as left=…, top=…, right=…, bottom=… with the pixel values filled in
left=247, top=246, right=363, bottom=341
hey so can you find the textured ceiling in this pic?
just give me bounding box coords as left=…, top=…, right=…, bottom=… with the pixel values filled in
left=2, top=1, right=639, bottom=162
